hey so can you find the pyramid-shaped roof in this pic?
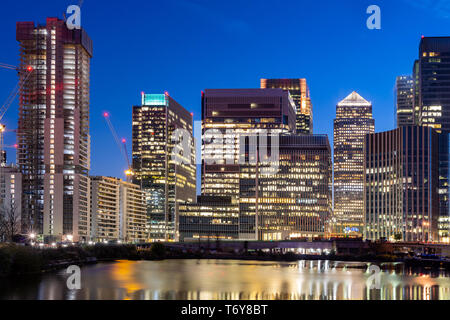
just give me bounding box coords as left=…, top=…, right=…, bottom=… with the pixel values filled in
left=337, top=91, right=371, bottom=107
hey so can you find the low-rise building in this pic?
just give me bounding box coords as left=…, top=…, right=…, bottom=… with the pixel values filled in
left=90, top=176, right=146, bottom=243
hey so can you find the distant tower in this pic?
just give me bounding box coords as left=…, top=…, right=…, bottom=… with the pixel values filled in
left=261, top=79, right=313, bottom=134
left=334, top=92, right=375, bottom=236
left=16, top=18, right=93, bottom=242
left=395, top=75, right=415, bottom=127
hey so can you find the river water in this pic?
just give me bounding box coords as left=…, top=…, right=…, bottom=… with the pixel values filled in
left=1, top=259, right=450, bottom=300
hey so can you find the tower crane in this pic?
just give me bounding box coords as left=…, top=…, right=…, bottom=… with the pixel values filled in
left=0, top=63, right=34, bottom=160
left=102, top=112, right=134, bottom=182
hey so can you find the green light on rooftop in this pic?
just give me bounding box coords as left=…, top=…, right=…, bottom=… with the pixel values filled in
left=142, top=94, right=168, bottom=106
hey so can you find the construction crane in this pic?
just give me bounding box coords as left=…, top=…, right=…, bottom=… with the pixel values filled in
left=0, top=63, right=34, bottom=160
left=102, top=112, right=134, bottom=181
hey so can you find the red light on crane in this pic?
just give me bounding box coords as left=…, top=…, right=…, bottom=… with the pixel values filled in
left=121, top=138, right=126, bottom=144
left=26, top=66, right=33, bottom=72
left=103, top=112, right=110, bottom=118
left=164, top=91, right=170, bottom=97
left=14, top=144, right=18, bottom=149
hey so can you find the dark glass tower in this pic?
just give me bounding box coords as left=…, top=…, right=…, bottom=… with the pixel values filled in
left=395, top=76, right=415, bottom=126
left=261, top=79, right=313, bottom=134
left=417, top=37, right=450, bottom=242
left=132, top=93, right=196, bottom=242
left=201, top=89, right=296, bottom=202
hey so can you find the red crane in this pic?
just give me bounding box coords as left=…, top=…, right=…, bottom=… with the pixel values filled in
left=0, top=62, right=34, bottom=157
left=102, top=112, right=134, bottom=181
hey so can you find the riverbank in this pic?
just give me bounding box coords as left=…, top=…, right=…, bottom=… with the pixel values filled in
left=1, top=243, right=449, bottom=277
left=0, top=243, right=144, bottom=276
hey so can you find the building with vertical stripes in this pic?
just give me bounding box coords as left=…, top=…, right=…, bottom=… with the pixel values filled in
left=364, top=126, right=440, bottom=242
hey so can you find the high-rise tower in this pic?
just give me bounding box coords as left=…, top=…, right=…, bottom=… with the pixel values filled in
left=132, top=93, right=196, bottom=242
left=201, top=89, right=296, bottom=201
left=395, top=76, right=415, bottom=127
left=16, top=18, right=93, bottom=242
left=333, top=92, right=375, bottom=236
left=416, top=37, right=450, bottom=242
left=261, top=79, right=313, bottom=134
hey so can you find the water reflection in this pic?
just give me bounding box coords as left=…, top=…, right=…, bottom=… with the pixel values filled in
left=0, top=260, right=449, bottom=300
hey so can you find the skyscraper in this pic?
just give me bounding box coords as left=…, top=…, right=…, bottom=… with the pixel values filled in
left=395, top=76, right=415, bottom=127
left=16, top=18, right=93, bottom=242
left=364, top=126, right=440, bottom=242
left=416, top=36, right=450, bottom=242
left=261, top=79, right=313, bottom=134
left=201, top=89, right=296, bottom=201
left=132, top=93, right=196, bottom=242
left=334, top=92, right=375, bottom=236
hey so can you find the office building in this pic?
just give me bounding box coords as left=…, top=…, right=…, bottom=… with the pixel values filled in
left=90, top=176, right=146, bottom=243
left=132, top=93, right=196, bottom=242
left=179, top=196, right=239, bottom=241
left=415, top=37, right=450, bottom=242
left=396, top=76, right=415, bottom=126
left=239, top=134, right=332, bottom=241
left=16, top=18, right=93, bottom=242
left=201, top=89, right=296, bottom=201
left=334, top=92, right=375, bottom=236
left=364, top=126, right=440, bottom=242
left=261, top=78, right=313, bottom=134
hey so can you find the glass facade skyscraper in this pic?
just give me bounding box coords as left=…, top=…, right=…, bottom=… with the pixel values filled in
left=396, top=76, right=415, bottom=127
left=333, top=92, right=375, bottom=236
left=201, top=89, right=296, bottom=201
left=416, top=37, right=450, bottom=242
left=132, top=93, right=196, bottom=242
left=261, top=79, right=313, bottom=134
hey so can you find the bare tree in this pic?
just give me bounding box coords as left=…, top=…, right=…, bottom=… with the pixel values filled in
left=0, top=201, right=21, bottom=242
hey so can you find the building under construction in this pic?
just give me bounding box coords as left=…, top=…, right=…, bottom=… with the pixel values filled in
left=16, top=18, right=93, bottom=242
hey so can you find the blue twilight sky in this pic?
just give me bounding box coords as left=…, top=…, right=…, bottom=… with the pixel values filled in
left=0, top=0, right=449, bottom=184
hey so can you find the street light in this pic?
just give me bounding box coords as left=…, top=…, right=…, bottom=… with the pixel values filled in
left=29, top=233, right=36, bottom=240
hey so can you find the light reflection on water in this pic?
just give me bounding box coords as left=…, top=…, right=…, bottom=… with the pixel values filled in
left=1, top=260, right=450, bottom=300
